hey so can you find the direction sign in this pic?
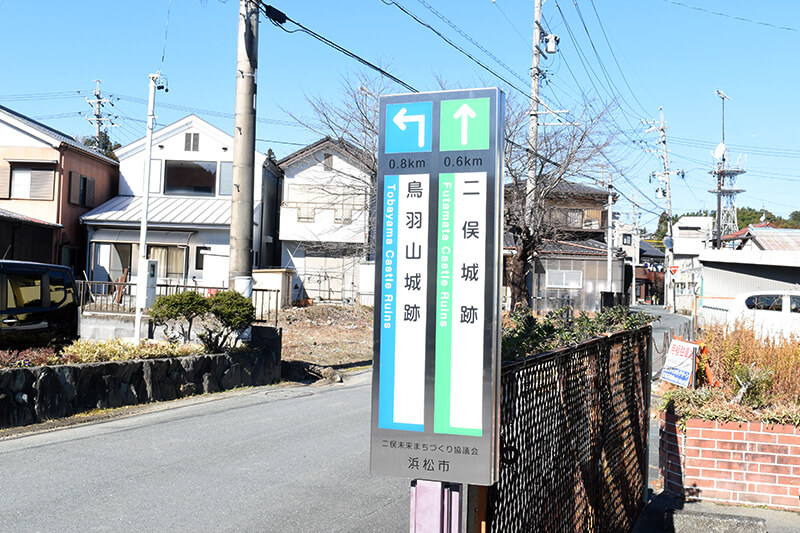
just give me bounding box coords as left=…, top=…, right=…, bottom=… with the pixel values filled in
left=371, top=88, right=504, bottom=486
left=385, top=102, right=432, bottom=153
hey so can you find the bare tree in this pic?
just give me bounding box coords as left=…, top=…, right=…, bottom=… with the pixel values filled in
left=503, top=95, right=615, bottom=309
left=288, top=71, right=617, bottom=307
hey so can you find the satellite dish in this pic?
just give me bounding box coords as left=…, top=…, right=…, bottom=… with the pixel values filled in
left=713, top=142, right=726, bottom=160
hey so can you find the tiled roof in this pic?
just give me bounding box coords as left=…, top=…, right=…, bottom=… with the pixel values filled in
left=539, top=238, right=609, bottom=256
left=81, top=196, right=233, bottom=227
left=640, top=239, right=665, bottom=258
left=0, top=104, right=118, bottom=166
left=278, top=136, right=373, bottom=170
left=0, top=208, right=61, bottom=228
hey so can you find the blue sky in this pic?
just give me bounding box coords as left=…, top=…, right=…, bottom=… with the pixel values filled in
left=1, top=0, right=798, bottom=230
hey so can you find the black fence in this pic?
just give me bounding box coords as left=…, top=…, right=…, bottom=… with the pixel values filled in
left=488, top=326, right=651, bottom=533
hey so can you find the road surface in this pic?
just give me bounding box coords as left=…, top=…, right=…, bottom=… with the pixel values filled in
left=0, top=372, right=408, bottom=532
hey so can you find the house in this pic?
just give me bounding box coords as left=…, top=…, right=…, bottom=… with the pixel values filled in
left=81, top=115, right=280, bottom=287
left=0, top=104, right=119, bottom=270
left=670, top=216, right=712, bottom=311
left=502, top=179, right=626, bottom=312
left=277, top=137, right=371, bottom=303
left=530, top=238, right=626, bottom=313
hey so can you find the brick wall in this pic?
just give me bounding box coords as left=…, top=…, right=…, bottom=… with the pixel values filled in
left=659, top=411, right=800, bottom=511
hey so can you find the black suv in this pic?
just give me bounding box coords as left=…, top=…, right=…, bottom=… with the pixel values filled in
left=0, top=260, right=80, bottom=349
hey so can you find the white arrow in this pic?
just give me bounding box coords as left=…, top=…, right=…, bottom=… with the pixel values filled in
left=393, top=107, right=426, bottom=147
left=453, top=104, right=477, bottom=146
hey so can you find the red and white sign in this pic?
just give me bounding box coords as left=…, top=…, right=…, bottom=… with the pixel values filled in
left=668, top=265, right=679, bottom=275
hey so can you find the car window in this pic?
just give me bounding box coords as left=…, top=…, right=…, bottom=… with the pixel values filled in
left=50, top=272, right=74, bottom=305
left=751, top=294, right=782, bottom=311
left=7, top=273, right=43, bottom=309
left=791, top=296, right=800, bottom=313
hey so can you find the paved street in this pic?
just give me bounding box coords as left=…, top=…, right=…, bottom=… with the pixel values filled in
left=0, top=372, right=408, bottom=533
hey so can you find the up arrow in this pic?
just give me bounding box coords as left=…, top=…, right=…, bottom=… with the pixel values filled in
left=393, top=107, right=426, bottom=148
left=453, top=104, right=477, bottom=146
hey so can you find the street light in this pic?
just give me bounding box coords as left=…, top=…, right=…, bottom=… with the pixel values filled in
left=134, top=71, right=168, bottom=342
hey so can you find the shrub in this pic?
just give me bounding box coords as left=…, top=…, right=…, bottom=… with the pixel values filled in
left=501, top=305, right=656, bottom=360
left=198, top=290, right=256, bottom=353
left=703, top=322, right=800, bottom=405
left=150, top=291, right=209, bottom=343
left=0, top=347, right=59, bottom=368
left=59, top=338, right=203, bottom=363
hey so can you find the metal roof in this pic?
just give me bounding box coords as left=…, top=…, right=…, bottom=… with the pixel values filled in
left=747, top=227, right=800, bottom=251
left=0, top=104, right=118, bottom=166
left=81, top=196, right=233, bottom=227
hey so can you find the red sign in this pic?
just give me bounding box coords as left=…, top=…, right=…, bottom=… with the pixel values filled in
left=669, top=265, right=679, bottom=275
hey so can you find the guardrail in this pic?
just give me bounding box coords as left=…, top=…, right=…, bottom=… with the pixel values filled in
left=77, top=281, right=279, bottom=327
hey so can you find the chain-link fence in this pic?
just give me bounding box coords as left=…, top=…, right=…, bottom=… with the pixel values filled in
left=487, top=326, right=651, bottom=533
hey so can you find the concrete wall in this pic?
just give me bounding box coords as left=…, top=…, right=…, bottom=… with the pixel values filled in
left=0, top=327, right=281, bottom=429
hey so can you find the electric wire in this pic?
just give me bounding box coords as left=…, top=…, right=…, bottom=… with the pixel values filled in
left=663, top=0, right=798, bottom=33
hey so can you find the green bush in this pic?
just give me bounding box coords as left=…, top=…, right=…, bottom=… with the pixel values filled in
left=150, top=291, right=209, bottom=343
left=198, top=291, right=256, bottom=353
left=501, top=305, right=655, bottom=360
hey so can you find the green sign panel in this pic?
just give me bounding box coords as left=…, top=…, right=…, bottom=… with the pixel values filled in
left=439, top=97, right=490, bottom=151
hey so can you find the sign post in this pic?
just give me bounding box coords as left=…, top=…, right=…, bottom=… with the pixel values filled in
left=370, top=87, right=504, bottom=494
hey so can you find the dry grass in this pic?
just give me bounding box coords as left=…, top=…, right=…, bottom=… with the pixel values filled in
left=702, top=322, right=800, bottom=404
left=278, top=304, right=374, bottom=367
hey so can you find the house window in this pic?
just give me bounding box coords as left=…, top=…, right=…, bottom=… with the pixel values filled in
left=546, top=270, right=583, bottom=289
left=195, top=246, right=210, bottom=271
left=219, top=161, right=233, bottom=196
left=2, top=166, right=55, bottom=200
left=69, top=171, right=95, bottom=207
left=184, top=132, right=199, bottom=151
left=622, top=234, right=632, bottom=246
left=323, top=153, right=333, bottom=171
left=164, top=160, right=216, bottom=196
left=148, top=245, right=186, bottom=279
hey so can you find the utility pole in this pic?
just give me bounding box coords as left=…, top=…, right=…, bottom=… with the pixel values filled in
left=644, top=107, right=683, bottom=311
left=134, top=72, right=167, bottom=342
left=85, top=80, right=115, bottom=137
left=229, top=0, right=259, bottom=294
left=606, top=172, right=613, bottom=293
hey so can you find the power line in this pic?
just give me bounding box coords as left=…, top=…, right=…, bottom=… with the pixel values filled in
left=663, top=0, right=799, bottom=33
left=260, top=3, right=419, bottom=93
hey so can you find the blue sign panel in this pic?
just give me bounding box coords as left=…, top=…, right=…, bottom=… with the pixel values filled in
left=385, top=102, right=433, bottom=154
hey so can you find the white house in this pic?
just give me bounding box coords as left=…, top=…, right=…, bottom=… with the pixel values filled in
left=81, top=115, right=280, bottom=287
left=278, top=137, right=371, bottom=303
left=671, top=216, right=713, bottom=311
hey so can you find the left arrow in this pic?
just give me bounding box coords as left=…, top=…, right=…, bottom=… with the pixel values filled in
left=393, top=107, right=427, bottom=148
left=453, top=104, right=477, bottom=146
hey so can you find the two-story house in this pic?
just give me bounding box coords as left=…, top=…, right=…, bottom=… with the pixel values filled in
left=0, top=104, right=118, bottom=270
left=277, top=137, right=371, bottom=303
left=503, top=180, right=626, bottom=312
left=81, top=115, right=280, bottom=287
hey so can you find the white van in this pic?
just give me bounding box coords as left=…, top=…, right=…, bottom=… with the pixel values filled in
left=726, top=291, right=800, bottom=339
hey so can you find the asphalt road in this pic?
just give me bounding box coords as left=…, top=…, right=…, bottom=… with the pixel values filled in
left=0, top=372, right=408, bottom=533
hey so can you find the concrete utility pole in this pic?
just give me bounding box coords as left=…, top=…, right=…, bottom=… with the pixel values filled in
left=134, top=72, right=165, bottom=342
left=644, top=108, right=683, bottom=311
left=528, top=0, right=543, bottom=185
left=229, top=0, right=259, bottom=294
left=606, top=172, right=613, bottom=292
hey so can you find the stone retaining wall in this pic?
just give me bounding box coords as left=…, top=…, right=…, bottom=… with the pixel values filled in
left=659, top=412, right=800, bottom=512
left=0, top=328, right=281, bottom=429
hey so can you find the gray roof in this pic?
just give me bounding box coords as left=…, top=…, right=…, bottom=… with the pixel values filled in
left=640, top=239, right=665, bottom=258
left=0, top=104, right=118, bottom=166
left=81, top=196, right=233, bottom=228
left=539, top=239, right=608, bottom=256
left=278, top=136, right=373, bottom=170
left=748, top=227, right=800, bottom=251
left=0, top=208, right=61, bottom=228
left=550, top=180, right=608, bottom=197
